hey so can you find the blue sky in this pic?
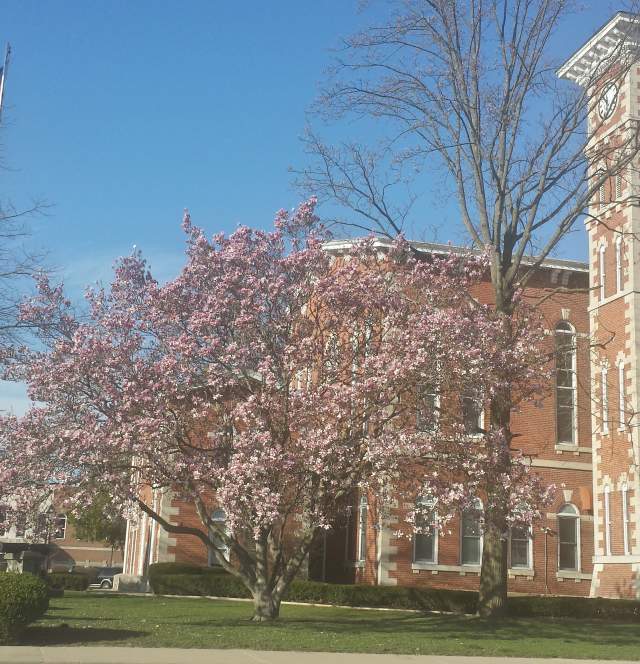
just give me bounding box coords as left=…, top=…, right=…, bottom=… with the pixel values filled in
left=0, top=1, right=622, bottom=411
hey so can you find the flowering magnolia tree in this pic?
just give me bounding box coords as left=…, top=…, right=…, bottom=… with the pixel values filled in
left=0, top=199, right=551, bottom=620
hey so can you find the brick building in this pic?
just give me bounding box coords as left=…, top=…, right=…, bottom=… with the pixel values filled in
left=122, top=13, right=639, bottom=599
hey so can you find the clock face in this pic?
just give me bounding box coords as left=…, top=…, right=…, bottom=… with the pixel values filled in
left=598, top=81, right=618, bottom=120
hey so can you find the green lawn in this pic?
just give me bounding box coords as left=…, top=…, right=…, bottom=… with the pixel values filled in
left=21, top=591, right=640, bottom=659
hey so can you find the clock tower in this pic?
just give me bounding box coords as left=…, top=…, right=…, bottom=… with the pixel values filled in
left=559, top=12, right=640, bottom=598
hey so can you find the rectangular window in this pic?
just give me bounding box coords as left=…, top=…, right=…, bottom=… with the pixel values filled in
left=558, top=516, right=578, bottom=570
left=357, top=497, right=367, bottom=562
left=555, top=324, right=576, bottom=445
left=622, top=484, right=631, bottom=556
left=461, top=508, right=482, bottom=565
left=413, top=508, right=436, bottom=563
left=601, top=366, right=609, bottom=435
left=416, top=384, right=438, bottom=433
left=510, top=526, right=531, bottom=568
left=54, top=514, right=67, bottom=540
left=616, top=173, right=622, bottom=201
left=616, top=237, right=623, bottom=292
left=462, top=396, right=483, bottom=435
left=599, top=246, right=606, bottom=300
left=618, top=361, right=625, bottom=430
left=604, top=486, right=612, bottom=556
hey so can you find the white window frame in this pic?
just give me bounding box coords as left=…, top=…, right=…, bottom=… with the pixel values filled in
left=462, top=395, right=484, bottom=436
left=208, top=508, right=230, bottom=566
left=599, top=244, right=606, bottom=300
left=558, top=503, right=581, bottom=571
left=413, top=497, right=438, bottom=564
left=604, top=485, right=612, bottom=556
left=508, top=525, right=533, bottom=570
left=555, top=322, right=577, bottom=445
left=615, top=235, right=623, bottom=292
left=622, top=483, right=631, bottom=556
left=416, top=383, right=439, bottom=433
left=54, top=514, right=67, bottom=540
left=357, top=495, right=368, bottom=563
left=618, top=360, right=625, bottom=431
left=460, top=498, right=483, bottom=566
left=616, top=173, right=622, bottom=201
left=601, top=365, right=609, bottom=435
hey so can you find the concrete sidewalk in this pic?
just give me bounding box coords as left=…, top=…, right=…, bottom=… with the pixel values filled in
left=0, top=649, right=636, bottom=664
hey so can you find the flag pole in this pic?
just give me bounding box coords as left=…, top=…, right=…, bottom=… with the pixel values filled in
left=0, top=43, right=12, bottom=125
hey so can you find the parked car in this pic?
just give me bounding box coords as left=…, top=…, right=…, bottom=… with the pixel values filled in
left=95, top=566, right=123, bottom=589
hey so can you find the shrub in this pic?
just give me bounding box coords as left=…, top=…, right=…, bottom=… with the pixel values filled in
left=147, top=562, right=208, bottom=588
left=151, top=571, right=250, bottom=598
left=508, top=595, right=640, bottom=622
left=148, top=565, right=640, bottom=622
left=0, top=573, right=49, bottom=644
left=46, top=571, right=89, bottom=591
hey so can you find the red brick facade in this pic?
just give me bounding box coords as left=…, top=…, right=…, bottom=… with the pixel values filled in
left=123, top=13, right=640, bottom=601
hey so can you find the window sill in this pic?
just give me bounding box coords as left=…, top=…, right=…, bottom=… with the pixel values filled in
left=346, top=561, right=365, bottom=569
left=508, top=567, right=534, bottom=578
left=556, top=570, right=592, bottom=581
left=412, top=563, right=480, bottom=575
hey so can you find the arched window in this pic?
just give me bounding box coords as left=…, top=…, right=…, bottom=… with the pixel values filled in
left=599, top=244, right=606, bottom=300
left=615, top=235, right=623, bottom=292
left=555, top=322, right=576, bottom=445
left=558, top=503, right=580, bottom=571
left=413, top=497, right=437, bottom=563
left=601, top=364, right=609, bottom=435
left=208, top=508, right=230, bottom=566
left=461, top=498, right=483, bottom=566
left=54, top=514, right=67, bottom=540
left=604, top=485, right=612, bottom=556
left=357, top=496, right=368, bottom=562
left=621, top=482, right=631, bottom=555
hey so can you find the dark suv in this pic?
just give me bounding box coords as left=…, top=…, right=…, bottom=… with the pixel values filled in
left=96, top=566, right=123, bottom=589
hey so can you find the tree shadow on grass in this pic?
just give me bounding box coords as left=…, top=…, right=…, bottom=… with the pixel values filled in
left=22, top=625, right=147, bottom=646
left=184, top=612, right=640, bottom=649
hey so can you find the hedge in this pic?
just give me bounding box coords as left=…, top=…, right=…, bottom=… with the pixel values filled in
left=46, top=572, right=89, bottom=591
left=149, top=565, right=640, bottom=622
left=0, top=573, right=50, bottom=644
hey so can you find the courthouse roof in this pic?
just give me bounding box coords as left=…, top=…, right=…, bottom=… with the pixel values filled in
left=323, top=239, right=589, bottom=274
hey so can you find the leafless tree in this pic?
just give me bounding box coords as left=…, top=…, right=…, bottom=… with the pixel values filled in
left=295, top=0, right=640, bottom=616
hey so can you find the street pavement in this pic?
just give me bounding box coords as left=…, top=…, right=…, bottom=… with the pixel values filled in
left=0, top=649, right=636, bottom=664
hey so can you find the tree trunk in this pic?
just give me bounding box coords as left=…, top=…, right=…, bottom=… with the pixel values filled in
left=477, top=510, right=508, bottom=618
left=251, top=588, right=281, bottom=622
left=478, top=278, right=513, bottom=618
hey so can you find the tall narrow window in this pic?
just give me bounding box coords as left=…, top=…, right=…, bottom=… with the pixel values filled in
left=601, top=365, right=609, bottom=435
left=555, top=322, right=576, bottom=445
left=509, top=525, right=531, bottom=569
left=604, top=485, right=612, bottom=556
left=357, top=496, right=368, bottom=562
left=462, top=395, right=483, bottom=435
left=558, top=504, right=580, bottom=571
left=54, top=514, right=67, bottom=540
left=616, top=173, right=622, bottom=201
left=622, top=483, right=631, bottom=555
left=618, top=360, right=625, bottom=430
left=413, top=497, right=437, bottom=563
left=597, top=170, right=606, bottom=206
left=208, top=508, right=230, bottom=566
left=416, top=384, right=438, bottom=433
left=615, top=236, right=623, bottom=292
left=461, top=498, right=483, bottom=565
left=599, top=244, right=606, bottom=300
